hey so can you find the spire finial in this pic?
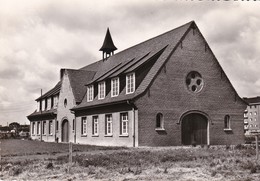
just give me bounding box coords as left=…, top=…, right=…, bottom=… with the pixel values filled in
left=99, top=28, right=117, bottom=61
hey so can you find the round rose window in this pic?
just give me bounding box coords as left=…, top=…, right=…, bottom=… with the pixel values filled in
left=186, top=71, right=204, bottom=93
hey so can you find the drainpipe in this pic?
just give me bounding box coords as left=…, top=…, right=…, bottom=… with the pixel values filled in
left=70, top=110, right=76, bottom=144
left=127, top=100, right=137, bottom=147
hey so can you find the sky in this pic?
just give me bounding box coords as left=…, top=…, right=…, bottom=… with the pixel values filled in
left=0, top=0, right=260, bottom=126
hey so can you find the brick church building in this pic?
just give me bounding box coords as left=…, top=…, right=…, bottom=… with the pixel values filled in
left=28, top=21, right=246, bottom=146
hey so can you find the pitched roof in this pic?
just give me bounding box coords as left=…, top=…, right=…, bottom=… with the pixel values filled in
left=67, top=69, right=96, bottom=103
left=243, top=97, right=260, bottom=105
left=35, top=81, right=61, bottom=101
left=73, top=21, right=195, bottom=110
left=27, top=108, right=57, bottom=120
left=99, top=28, right=117, bottom=52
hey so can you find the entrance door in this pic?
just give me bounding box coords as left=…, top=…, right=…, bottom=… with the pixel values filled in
left=181, top=113, right=207, bottom=145
left=61, top=119, right=69, bottom=142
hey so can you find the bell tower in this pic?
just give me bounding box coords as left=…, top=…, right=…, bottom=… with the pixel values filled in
left=99, top=28, right=117, bottom=61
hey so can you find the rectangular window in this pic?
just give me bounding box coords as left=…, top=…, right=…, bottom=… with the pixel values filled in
left=111, top=77, right=119, bottom=97
left=49, top=120, right=53, bottom=135
left=92, top=116, right=99, bottom=136
left=224, top=115, right=231, bottom=130
left=72, top=119, right=75, bottom=131
left=98, top=81, right=106, bottom=99
left=42, top=121, right=46, bottom=135
left=37, top=122, right=41, bottom=135
left=126, top=73, right=135, bottom=94
left=41, top=100, right=45, bottom=111
left=87, top=85, right=94, bottom=102
left=45, top=99, right=48, bottom=110
left=32, top=122, right=35, bottom=135
left=81, top=117, right=87, bottom=135
left=56, top=120, right=59, bottom=131
left=105, top=114, right=113, bottom=135
left=120, top=113, right=128, bottom=135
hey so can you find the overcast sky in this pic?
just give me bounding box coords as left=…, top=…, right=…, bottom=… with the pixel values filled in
left=0, top=0, right=260, bottom=126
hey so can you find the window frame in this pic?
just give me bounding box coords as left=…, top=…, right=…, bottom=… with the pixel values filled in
left=87, top=85, right=94, bottom=102
left=126, top=73, right=135, bottom=94
left=98, top=81, right=106, bottom=100
left=49, top=120, right=53, bottom=135
left=224, top=115, right=231, bottom=131
left=105, top=114, right=113, bottom=136
left=42, top=121, right=46, bottom=135
left=37, top=122, right=41, bottom=135
left=155, top=113, right=165, bottom=131
left=120, top=112, right=129, bottom=136
left=81, top=117, right=87, bottom=136
left=111, top=77, right=120, bottom=97
left=32, top=122, right=35, bottom=135
left=92, top=116, right=99, bottom=136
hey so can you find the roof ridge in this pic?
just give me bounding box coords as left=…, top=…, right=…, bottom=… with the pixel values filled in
left=109, top=21, right=194, bottom=58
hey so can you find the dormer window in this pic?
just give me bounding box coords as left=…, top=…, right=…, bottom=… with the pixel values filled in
left=111, top=77, right=119, bottom=97
left=87, top=85, right=94, bottom=102
left=126, top=73, right=135, bottom=94
left=98, top=81, right=106, bottom=99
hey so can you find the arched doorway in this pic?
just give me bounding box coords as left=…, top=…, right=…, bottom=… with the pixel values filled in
left=61, top=119, right=69, bottom=142
left=181, top=113, right=208, bottom=145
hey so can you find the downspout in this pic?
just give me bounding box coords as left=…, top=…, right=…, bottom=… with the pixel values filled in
left=127, top=100, right=137, bottom=147
left=70, top=110, right=76, bottom=144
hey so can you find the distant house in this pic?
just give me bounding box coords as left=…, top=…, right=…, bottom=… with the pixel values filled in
left=28, top=21, right=246, bottom=146
left=243, top=97, right=260, bottom=134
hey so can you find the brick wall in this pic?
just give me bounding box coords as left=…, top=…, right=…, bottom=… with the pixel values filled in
left=56, top=70, right=76, bottom=143
left=75, top=103, right=138, bottom=147
left=135, top=27, right=246, bottom=146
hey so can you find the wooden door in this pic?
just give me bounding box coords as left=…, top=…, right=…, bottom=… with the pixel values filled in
left=62, top=120, right=69, bottom=142
left=182, top=113, right=207, bottom=145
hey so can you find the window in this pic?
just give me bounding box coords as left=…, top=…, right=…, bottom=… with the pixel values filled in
left=186, top=71, right=204, bottom=93
left=155, top=113, right=164, bottom=130
left=32, top=122, right=35, bottom=135
left=64, top=99, right=67, bottom=108
left=105, top=114, right=113, bottom=136
left=41, top=100, right=45, bottom=111
left=51, top=97, right=54, bottom=108
left=250, top=112, right=252, bottom=116
left=250, top=118, right=253, bottom=122
left=120, top=113, right=128, bottom=135
left=43, top=121, right=46, bottom=135
left=126, top=73, right=135, bottom=94
left=81, top=117, right=87, bottom=135
left=98, top=81, right=106, bottom=99
left=37, top=122, right=41, bottom=135
left=255, top=112, right=257, bottom=116
left=111, top=77, right=119, bottom=97
left=56, top=121, right=59, bottom=131
left=92, top=116, right=99, bottom=136
left=45, top=99, right=47, bottom=110
left=72, top=119, right=75, bottom=131
left=87, top=85, right=94, bottom=102
left=224, top=115, right=231, bottom=130
left=49, top=121, right=53, bottom=135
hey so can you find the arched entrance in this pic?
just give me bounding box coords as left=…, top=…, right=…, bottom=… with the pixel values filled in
left=181, top=113, right=208, bottom=145
left=61, top=119, right=69, bottom=142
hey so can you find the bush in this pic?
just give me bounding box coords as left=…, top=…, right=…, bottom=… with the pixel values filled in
left=9, top=166, right=22, bottom=176
left=46, top=162, right=54, bottom=169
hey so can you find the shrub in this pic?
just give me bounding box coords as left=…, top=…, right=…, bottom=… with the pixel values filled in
left=46, top=162, right=54, bottom=169
left=9, top=166, right=22, bottom=176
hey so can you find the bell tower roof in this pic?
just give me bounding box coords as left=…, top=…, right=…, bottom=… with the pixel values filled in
left=99, top=28, right=117, bottom=53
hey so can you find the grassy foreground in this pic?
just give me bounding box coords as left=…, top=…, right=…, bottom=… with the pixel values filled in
left=1, top=140, right=260, bottom=180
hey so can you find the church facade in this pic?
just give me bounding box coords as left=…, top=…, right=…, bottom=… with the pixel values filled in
left=28, top=21, right=246, bottom=147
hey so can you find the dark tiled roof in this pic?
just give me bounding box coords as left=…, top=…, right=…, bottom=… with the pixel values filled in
left=27, top=108, right=57, bottom=120
left=243, top=97, right=260, bottom=105
left=67, top=69, right=96, bottom=103
left=73, top=21, right=195, bottom=110
left=35, top=81, right=61, bottom=101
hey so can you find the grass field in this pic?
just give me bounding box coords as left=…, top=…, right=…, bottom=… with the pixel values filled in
left=1, top=139, right=260, bottom=180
